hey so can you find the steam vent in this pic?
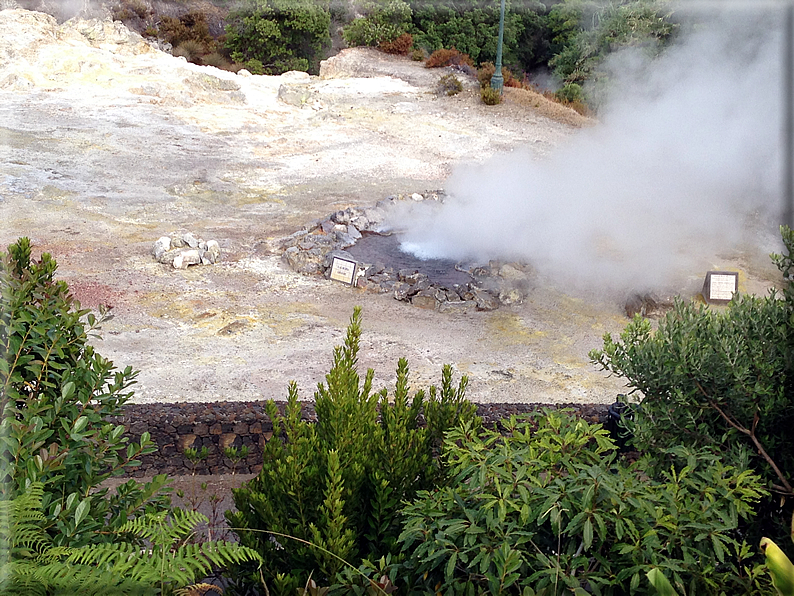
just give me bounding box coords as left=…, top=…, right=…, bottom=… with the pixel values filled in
left=279, top=193, right=534, bottom=312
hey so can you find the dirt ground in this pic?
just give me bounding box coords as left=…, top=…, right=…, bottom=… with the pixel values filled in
left=0, top=9, right=782, bottom=410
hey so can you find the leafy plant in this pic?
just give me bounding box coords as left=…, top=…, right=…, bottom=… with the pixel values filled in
left=225, top=0, right=332, bottom=75
left=226, top=307, right=478, bottom=593
left=437, top=73, right=462, bottom=96
left=409, top=0, right=534, bottom=68
left=399, top=410, right=769, bottom=595
left=481, top=85, right=502, bottom=105
left=761, top=513, right=794, bottom=596
left=0, top=237, right=170, bottom=547
left=159, top=12, right=215, bottom=50
left=342, top=0, right=412, bottom=48
left=0, top=482, right=261, bottom=595
left=590, top=227, right=794, bottom=505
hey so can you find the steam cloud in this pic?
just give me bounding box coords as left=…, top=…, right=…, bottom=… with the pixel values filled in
left=399, top=5, right=785, bottom=294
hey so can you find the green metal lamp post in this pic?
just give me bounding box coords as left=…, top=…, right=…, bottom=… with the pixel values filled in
left=490, top=0, right=507, bottom=93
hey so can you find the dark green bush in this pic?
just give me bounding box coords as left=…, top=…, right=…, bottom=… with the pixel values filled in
left=342, top=0, right=412, bottom=47
left=548, top=0, right=678, bottom=106
left=399, top=410, right=770, bottom=595
left=591, top=227, right=794, bottom=502
left=408, top=0, right=531, bottom=67
left=555, top=81, right=584, bottom=103
left=224, top=0, right=331, bottom=75
left=226, top=307, right=478, bottom=593
left=0, top=238, right=170, bottom=547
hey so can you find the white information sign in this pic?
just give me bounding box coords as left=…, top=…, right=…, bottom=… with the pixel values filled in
left=330, top=257, right=357, bottom=285
left=703, top=271, right=738, bottom=304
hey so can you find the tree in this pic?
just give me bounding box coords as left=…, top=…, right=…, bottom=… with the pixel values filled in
left=591, top=226, right=794, bottom=541
left=0, top=238, right=170, bottom=547
left=224, top=0, right=331, bottom=74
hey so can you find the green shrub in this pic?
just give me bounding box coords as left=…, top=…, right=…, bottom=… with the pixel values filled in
left=591, top=227, right=794, bottom=508
left=342, top=0, right=411, bottom=47
left=409, top=0, right=526, bottom=67
left=225, top=0, right=331, bottom=75
left=0, top=238, right=171, bottom=547
left=437, top=73, right=462, bottom=96
left=410, top=48, right=424, bottom=61
left=399, top=410, right=770, bottom=595
left=547, top=0, right=678, bottom=108
left=226, top=307, right=478, bottom=593
left=481, top=85, right=501, bottom=105
left=555, top=81, right=584, bottom=103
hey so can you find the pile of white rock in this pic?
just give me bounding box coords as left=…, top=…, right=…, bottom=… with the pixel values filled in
left=152, top=232, right=221, bottom=269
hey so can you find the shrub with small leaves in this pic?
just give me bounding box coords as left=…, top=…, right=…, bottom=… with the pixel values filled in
left=437, top=73, right=462, bottom=96
left=480, top=85, right=501, bottom=105
left=410, top=48, right=424, bottom=61
left=342, top=0, right=411, bottom=47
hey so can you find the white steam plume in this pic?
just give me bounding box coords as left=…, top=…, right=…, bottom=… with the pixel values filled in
left=400, top=5, right=785, bottom=294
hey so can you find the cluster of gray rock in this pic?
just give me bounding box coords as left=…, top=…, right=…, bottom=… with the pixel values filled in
left=280, top=194, right=533, bottom=312
left=354, top=260, right=532, bottom=313
left=152, top=232, right=221, bottom=269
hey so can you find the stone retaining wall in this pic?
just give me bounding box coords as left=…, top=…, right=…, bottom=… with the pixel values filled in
left=112, top=401, right=612, bottom=477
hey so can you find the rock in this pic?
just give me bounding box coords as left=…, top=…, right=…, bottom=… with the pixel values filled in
left=182, top=232, right=199, bottom=248
left=439, top=300, right=477, bottom=314
left=411, top=289, right=438, bottom=310
left=347, top=225, right=362, bottom=240
left=237, top=68, right=252, bottom=77
left=173, top=254, right=184, bottom=269
left=499, top=263, right=527, bottom=281
left=331, top=210, right=351, bottom=225
left=410, top=193, right=423, bottom=201
left=152, top=236, right=171, bottom=260
left=393, top=281, right=411, bottom=301
left=321, top=219, right=335, bottom=234
left=277, top=82, right=319, bottom=107
left=472, top=287, right=500, bottom=311
left=206, top=240, right=221, bottom=263
left=499, top=288, right=524, bottom=306
left=158, top=248, right=181, bottom=265
left=170, top=234, right=186, bottom=248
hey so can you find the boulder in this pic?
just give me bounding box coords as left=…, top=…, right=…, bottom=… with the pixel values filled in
left=472, top=287, right=500, bottom=311
left=411, top=290, right=438, bottom=310
left=152, top=236, right=171, bottom=260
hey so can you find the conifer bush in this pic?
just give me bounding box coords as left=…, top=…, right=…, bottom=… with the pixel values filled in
left=226, top=307, right=478, bottom=594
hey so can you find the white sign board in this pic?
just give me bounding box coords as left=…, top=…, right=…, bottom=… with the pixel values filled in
left=330, top=257, right=357, bottom=285
left=702, top=271, right=738, bottom=304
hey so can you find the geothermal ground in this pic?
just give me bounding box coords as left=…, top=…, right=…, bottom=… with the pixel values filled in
left=0, top=9, right=781, bottom=406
